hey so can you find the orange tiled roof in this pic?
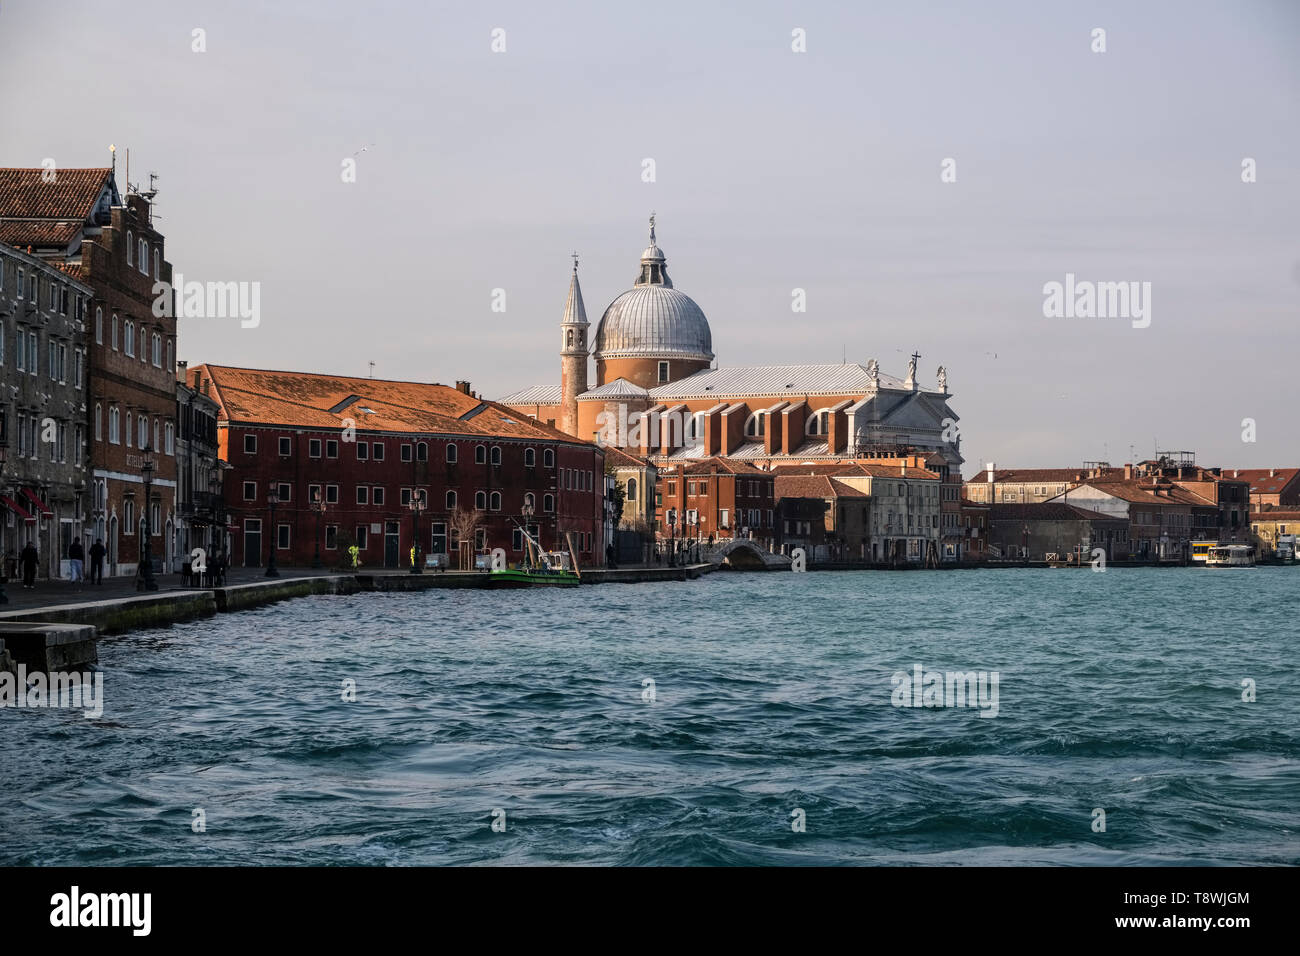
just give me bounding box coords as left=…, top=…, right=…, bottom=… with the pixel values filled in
left=770, top=461, right=939, bottom=481
left=0, top=221, right=83, bottom=248
left=0, top=168, right=111, bottom=219
left=193, top=365, right=596, bottom=445
left=974, top=467, right=1125, bottom=483
left=679, top=456, right=770, bottom=476
left=1229, top=468, right=1300, bottom=494
left=603, top=446, right=653, bottom=469
left=775, top=475, right=869, bottom=499
left=1073, top=479, right=1215, bottom=507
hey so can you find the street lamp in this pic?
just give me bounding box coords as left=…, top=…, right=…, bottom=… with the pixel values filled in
left=266, top=488, right=280, bottom=577
left=667, top=508, right=678, bottom=566
left=310, top=488, right=326, bottom=570
left=208, top=465, right=222, bottom=562
left=408, top=489, right=426, bottom=574
left=139, top=446, right=159, bottom=591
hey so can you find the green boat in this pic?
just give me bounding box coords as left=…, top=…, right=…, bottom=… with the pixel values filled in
left=487, top=526, right=582, bottom=588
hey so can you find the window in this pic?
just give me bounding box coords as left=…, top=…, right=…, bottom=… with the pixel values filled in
left=152, top=332, right=161, bottom=366
left=357, top=442, right=368, bottom=461
left=658, top=361, right=669, bottom=383
left=475, top=445, right=486, bottom=464
left=490, top=492, right=501, bottom=511
left=138, top=238, right=148, bottom=274
left=400, top=488, right=412, bottom=506
left=74, top=347, right=82, bottom=388
left=124, top=498, right=134, bottom=527
left=243, top=481, right=257, bottom=501
left=475, top=529, right=487, bottom=552
left=74, top=425, right=83, bottom=465
left=512, top=527, right=524, bottom=551
left=277, top=524, right=291, bottom=549
left=325, top=484, right=339, bottom=504
left=372, top=442, right=384, bottom=461
left=543, top=448, right=554, bottom=468
left=524, top=448, right=535, bottom=467
left=475, top=491, right=487, bottom=510
left=543, top=494, right=554, bottom=512
left=27, top=330, right=36, bottom=374
left=372, top=487, right=385, bottom=506
left=720, top=507, right=729, bottom=528
left=416, top=442, right=428, bottom=462
left=326, top=439, right=338, bottom=458
left=745, top=413, right=765, bottom=438
left=446, top=490, right=457, bottom=509
left=401, top=443, right=412, bottom=462
left=524, top=492, right=535, bottom=511
left=111, top=314, right=119, bottom=350
left=95, top=307, right=103, bottom=344
left=94, top=404, right=102, bottom=441
left=627, top=477, right=638, bottom=501
left=139, top=325, right=147, bottom=361
left=308, top=483, right=322, bottom=503
left=108, top=407, right=120, bottom=444
left=355, top=526, right=369, bottom=549
left=154, top=419, right=160, bottom=453
left=153, top=247, right=160, bottom=280
left=490, top=446, right=501, bottom=466
left=244, top=434, right=257, bottom=454
left=309, top=438, right=321, bottom=457
left=124, top=319, right=135, bottom=356
left=325, top=525, right=338, bottom=550
left=126, top=411, right=132, bottom=448
left=276, top=482, right=291, bottom=502
left=126, top=231, right=134, bottom=265
left=15, top=329, right=25, bottom=372
left=165, top=338, right=173, bottom=371
left=278, top=436, right=291, bottom=456
left=356, top=486, right=369, bottom=505
left=446, top=444, right=457, bottom=464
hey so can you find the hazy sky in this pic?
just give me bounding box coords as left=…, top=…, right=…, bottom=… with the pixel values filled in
left=2, top=0, right=1296, bottom=475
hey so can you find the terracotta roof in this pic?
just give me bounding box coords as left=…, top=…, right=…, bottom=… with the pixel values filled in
left=49, top=260, right=87, bottom=281
left=1071, top=479, right=1215, bottom=507
left=1250, top=511, right=1300, bottom=521
left=602, top=446, right=653, bottom=470
left=675, top=456, right=770, bottom=477
left=1229, top=468, right=1300, bottom=494
left=775, top=475, right=869, bottom=499
left=768, top=461, right=940, bottom=481
left=973, top=467, right=1125, bottom=483
left=0, top=221, right=83, bottom=248
left=193, top=365, right=597, bottom=446
left=0, top=168, right=111, bottom=219
left=988, top=503, right=1124, bottom=522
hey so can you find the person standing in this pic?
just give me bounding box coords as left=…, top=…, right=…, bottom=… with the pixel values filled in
left=69, top=538, right=85, bottom=586
left=20, top=541, right=39, bottom=589
left=89, top=538, right=106, bottom=585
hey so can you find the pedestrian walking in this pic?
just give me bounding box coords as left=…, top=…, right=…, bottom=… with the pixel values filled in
left=89, top=538, right=106, bottom=584
left=20, top=541, right=39, bottom=589
left=68, top=537, right=85, bottom=586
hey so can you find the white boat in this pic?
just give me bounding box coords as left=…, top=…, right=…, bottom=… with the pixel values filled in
left=1205, top=544, right=1256, bottom=567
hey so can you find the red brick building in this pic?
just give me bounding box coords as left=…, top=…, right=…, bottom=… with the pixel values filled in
left=190, top=365, right=606, bottom=569
left=1, top=167, right=178, bottom=576
left=655, top=457, right=775, bottom=548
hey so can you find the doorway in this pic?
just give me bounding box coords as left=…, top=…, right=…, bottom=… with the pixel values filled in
left=244, top=518, right=262, bottom=568
left=384, top=520, right=400, bottom=568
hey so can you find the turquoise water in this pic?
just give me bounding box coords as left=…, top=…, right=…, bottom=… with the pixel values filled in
left=2, top=568, right=1297, bottom=865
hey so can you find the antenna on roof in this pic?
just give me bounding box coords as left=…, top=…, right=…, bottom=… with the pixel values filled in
left=109, top=144, right=117, bottom=173
left=368, top=361, right=375, bottom=379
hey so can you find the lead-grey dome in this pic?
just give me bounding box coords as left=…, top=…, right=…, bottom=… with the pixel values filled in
left=593, top=216, right=714, bottom=362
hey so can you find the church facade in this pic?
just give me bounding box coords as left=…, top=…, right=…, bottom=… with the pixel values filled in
left=502, top=218, right=964, bottom=476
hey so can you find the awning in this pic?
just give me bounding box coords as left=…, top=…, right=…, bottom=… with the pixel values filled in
left=1, top=495, right=37, bottom=523
left=20, top=488, right=53, bottom=517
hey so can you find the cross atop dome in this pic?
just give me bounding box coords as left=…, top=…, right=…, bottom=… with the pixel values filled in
left=637, top=212, right=670, bottom=285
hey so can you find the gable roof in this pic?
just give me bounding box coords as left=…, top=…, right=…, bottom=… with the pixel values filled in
left=0, top=168, right=112, bottom=220
left=988, top=503, right=1124, bottom=522
left=193, top=365, right=594, bottom=445
left=647, top=363, right=927, bottom=400
left=1230, top=468, right=1300, bottom=495
left=499, top=384, right=562, bottom=406
left=775, top=475, right=869, bottom=499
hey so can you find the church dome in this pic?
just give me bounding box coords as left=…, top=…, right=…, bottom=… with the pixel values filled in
left=593, top=217, right=714, bottom=362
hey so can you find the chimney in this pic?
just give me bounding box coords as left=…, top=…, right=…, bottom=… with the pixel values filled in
left=1233, top=469, right=1239, bottom=478
left=1270, top=468, right=1275, bottom=478
left=455, top=380, right=472, bottom=395
left=1124, top=463, right=1132, bottom=479
left=177, top=359, right=188, bottom=384
left=986, top=462, right=995, bottom=483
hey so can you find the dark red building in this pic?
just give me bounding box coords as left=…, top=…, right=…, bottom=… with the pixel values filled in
left=190, top=365, right=606, bottom=570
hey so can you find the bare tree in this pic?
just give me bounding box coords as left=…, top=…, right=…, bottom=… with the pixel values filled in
left=448, top=506, right=483, bottom=570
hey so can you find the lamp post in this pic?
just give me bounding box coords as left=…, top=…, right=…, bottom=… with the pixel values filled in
left=0, top=442, right=7, bottom=605
left=522, top=498, right=535, bottom=566
left=139, top=447, right=159, bottom=591
left=408, top=489, right=426, bottom=574
left=667, top=508, right=678, bottom=566
left=208, top=466, right=222, bottom=561
left=266, top=489, right=280, bottom=577
left=310, top=488, right=326, bottom=569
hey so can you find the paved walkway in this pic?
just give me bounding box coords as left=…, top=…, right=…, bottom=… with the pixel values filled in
left=0, top=566, right=342, bottom=611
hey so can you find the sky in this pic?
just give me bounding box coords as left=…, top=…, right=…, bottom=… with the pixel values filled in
left=1, top=0, right=1296, bottom=476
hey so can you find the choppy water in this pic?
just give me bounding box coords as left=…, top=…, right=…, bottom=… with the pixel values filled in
left=2, top=568, right=1297, bottom=865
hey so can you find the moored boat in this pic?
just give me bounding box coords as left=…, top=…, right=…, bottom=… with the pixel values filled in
left=1205, top=544, right=1256, bottom=567
left=487, top=526, right=582, bottom=588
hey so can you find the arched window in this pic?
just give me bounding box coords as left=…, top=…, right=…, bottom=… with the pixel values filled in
left=125, top=411, right=133, bottom=448
left=94, top=404, right=102, bottom=441
left=126, top=231, right=134, bottom=265
left=139, top=415, right=148, bottom=449
left=139, top=325, right=147, bottom=361
left=475, top=491, right=487, bottom=510
left=806, top=410, right=828, bottom=437
left=165, top=338, right=173, bottom=371
left=490, top=446, right=501, bottom=466
left=95, top=307, right=103, bottom=344
left=543, top=448, right=554, bottom=468
left=524, top=492, right=535, bottom=510
left=124, top=320, right=135, bottom=356
left=138, top=238, right=148, bottom=274
left=566, top=329, right=573, bottom=347
left=111, top=314, right=119, bottom=350
left=524, top=448, right=535, bottom=467
left=475, top=444, right=486, bottom=464
left=124, top=498, right=134, bottom=525
left=154, top=419, right=160, bottom=452
left=745, top=413, right=766, bottom=438
left=416, top=441, right=427, bottom=462
left=543, top=494, right=554, bottom=513
left=153, top=247, right=160, bottom=280
left=165, top=422, right=175, bottom=454
left=152, top=332, right=161, bottom=367
left=445, top=490, right=457, bottom=509
left=446, top=444, right=458, bottom=464
left=489, top=492, right=501, bottom=511
left=109, top=407, right=120, bottom=444
left=627, top=477, right=638, bottom=502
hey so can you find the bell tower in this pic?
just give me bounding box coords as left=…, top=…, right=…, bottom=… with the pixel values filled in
left=559, top=253, right=589, bottom=436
